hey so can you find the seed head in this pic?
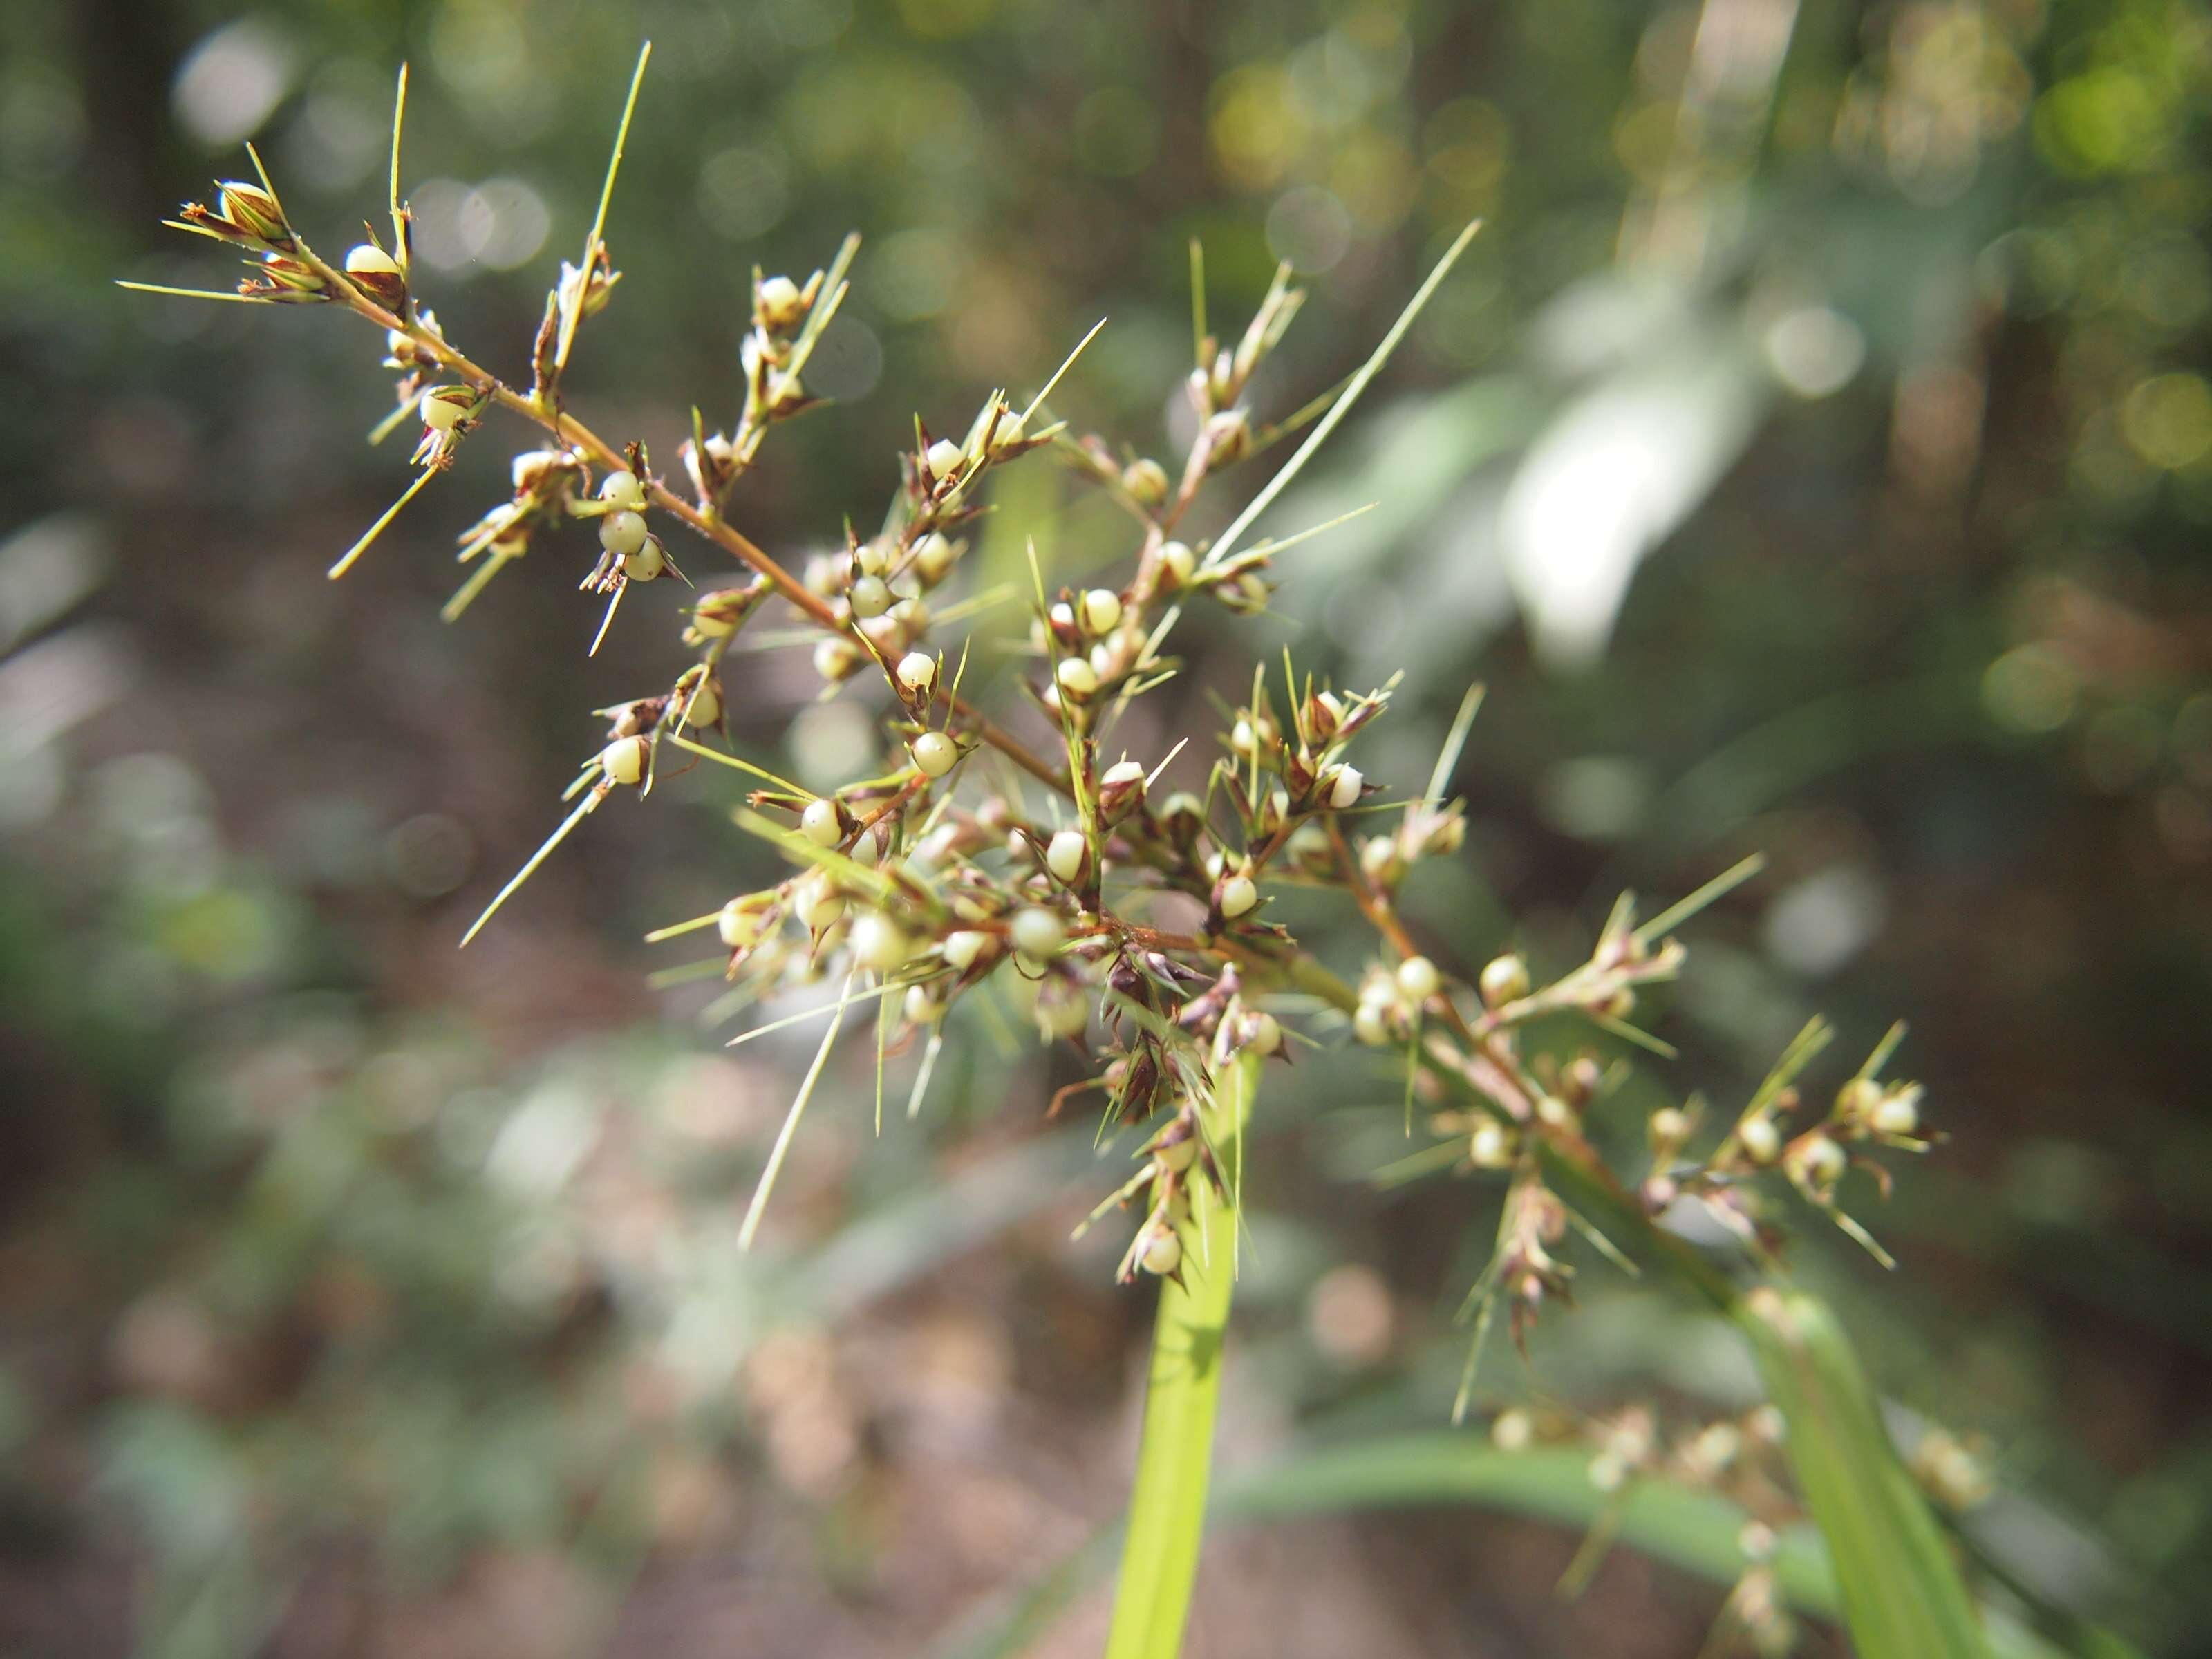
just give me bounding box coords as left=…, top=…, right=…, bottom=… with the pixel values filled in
left=420, top=386, right=475, bottom=433
left=1396, top=955, right=1440, bottom=1002
left=1324, top=764, right=1364, bottom=810
left=718, top=899, right=763, bottom=950
left=899, top=731, right=953, bottom=778
left=1046, top=828, right=1089, bottom=884
left=1010, top=906, right=1066, bottom=959
left=851, top=912, right=915, bottom=972
left=1055, top=657, right=1100, bottom=699
left=344, top=242, right=406, bottom=306
left=1738, top=1115, right=1781, bottom=1165
left=1796, top=1133, right=1847, bottom=1188
left=1219, top=873, right=1258, bottom=919
left=682, top=678, right=721, bottom=727
left=511, top=450, right=564, bottom=492
left=1080, top=588, right=1123, bottom=634
left=793, top=870, right=845, bottom=930
left=600, top=509, right=648, bottom=558
left=1098, top=758, right=1147, bottom=821
left=756, top=274, right=805, bottom=331
left=1123, top=458, right=1170, bottom=507
left=912, top=532, right=958, bottom=584
left=1478, top=953, right=1530, bottom=1008
left=850, top=574, right=891, bottom=618
left=1141, top=1230, right=1183, bottom=1275
left=1205, top=407, right=1252, bottom=463
left=216, top=180, right=288, bottom=243
left=924, top=438, right=964, bottom=481
left=1154, top=1132, right=1199, bottom=1173
left=815, top=637, right=863, bottom=683
left=1360, top=835, right=1405, bottom=888
left=896, top=650, right=937, bottom=694
left=599, top=735, right=648, bottom=787
left=800, top=798, right=843, bottom=847
left=598, top=469, right=647, bottom=511
left=1157, top=541, right=1196, bottom=588
left=940, top=929, right=992, bottom=971
left=1873, top=1092, right=1920, bottom=1137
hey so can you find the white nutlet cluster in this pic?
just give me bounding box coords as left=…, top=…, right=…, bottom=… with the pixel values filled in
left=1156, top=540, right=1196, bottom=588
left=912, top=532, right=957, bottom=584
left=756, top=274, right=804, bottom=330
left=1738, top=1114, right=1782, bottom=1165
left=681, top=681, right=725, bottom=725
left=1872, top=1089, right=1922, bottom=1137
left=1797, top=1133, right=1847, bottom=1187
left=800, top=798, right=843, bottom=847
left=850, top=913, right=915, bottom=973
left=1470, top=1119, right=1515, bottom=1168
left=1352, top=973, right=1407, bottom=1046
left=1123, top=458, right=1170, bottom=506
left=1478, top=953, right=1531, bottom=1009
left=1396, top=955, right=1441, bottom=1003
left=1045, top=829, right=1089, bottom=885
left=896, top=651, right=937, bottom=694
left=911, top=731, right=958, bottom=778
left=924, top=438, right=964, bottom=481
left=850, top=574, right=891, bottom=619
left=794, top=870, right=845, bottom=930
left=599, top=735, right=648, bottom=787
left=597, top=469, right=647, bottom=512
left=600, top=508, right=648, bottom=559
left=1219, top=872, right=1258, bottom=919
left=419, top=386, right=471, bottom=433
left=718, top=900, right=762, bottom=950
left=939, top=929, right=991, bottom=971
left=1010, top=906, right=1066, bottom=960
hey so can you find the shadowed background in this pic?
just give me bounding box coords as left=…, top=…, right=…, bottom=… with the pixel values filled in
left=4, top=0, right=2210, bottom=1654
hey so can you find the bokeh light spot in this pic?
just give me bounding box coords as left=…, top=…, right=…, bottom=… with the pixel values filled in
left=1983, top=644, right=2080, bottom=735
left=172, top=18, right=297, bottom=146
left=2121, top=372, right=2212, bottom=471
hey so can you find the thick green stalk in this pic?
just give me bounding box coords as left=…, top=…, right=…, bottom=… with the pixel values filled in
left=1741, top=1287, right=1990, bottom=1658
left=1103, top=1050, right=1261, bottom=1659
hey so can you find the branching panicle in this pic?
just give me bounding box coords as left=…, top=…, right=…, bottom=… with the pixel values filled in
left=131, top=39, right=1941, bottom=1493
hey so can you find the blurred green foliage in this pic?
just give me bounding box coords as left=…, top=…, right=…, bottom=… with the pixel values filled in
left=4, top=0, right=2211, bottom=1653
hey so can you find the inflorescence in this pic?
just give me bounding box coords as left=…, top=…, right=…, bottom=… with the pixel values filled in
left=131, top=50, right=1942, bottom=1441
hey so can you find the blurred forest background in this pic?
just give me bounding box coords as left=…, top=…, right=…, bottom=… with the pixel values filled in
left=4, top=0, right=2211, bottom=1653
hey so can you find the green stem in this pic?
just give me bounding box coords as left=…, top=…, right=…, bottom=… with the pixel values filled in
left=1103, top=1050, right=1261, bottom=1659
